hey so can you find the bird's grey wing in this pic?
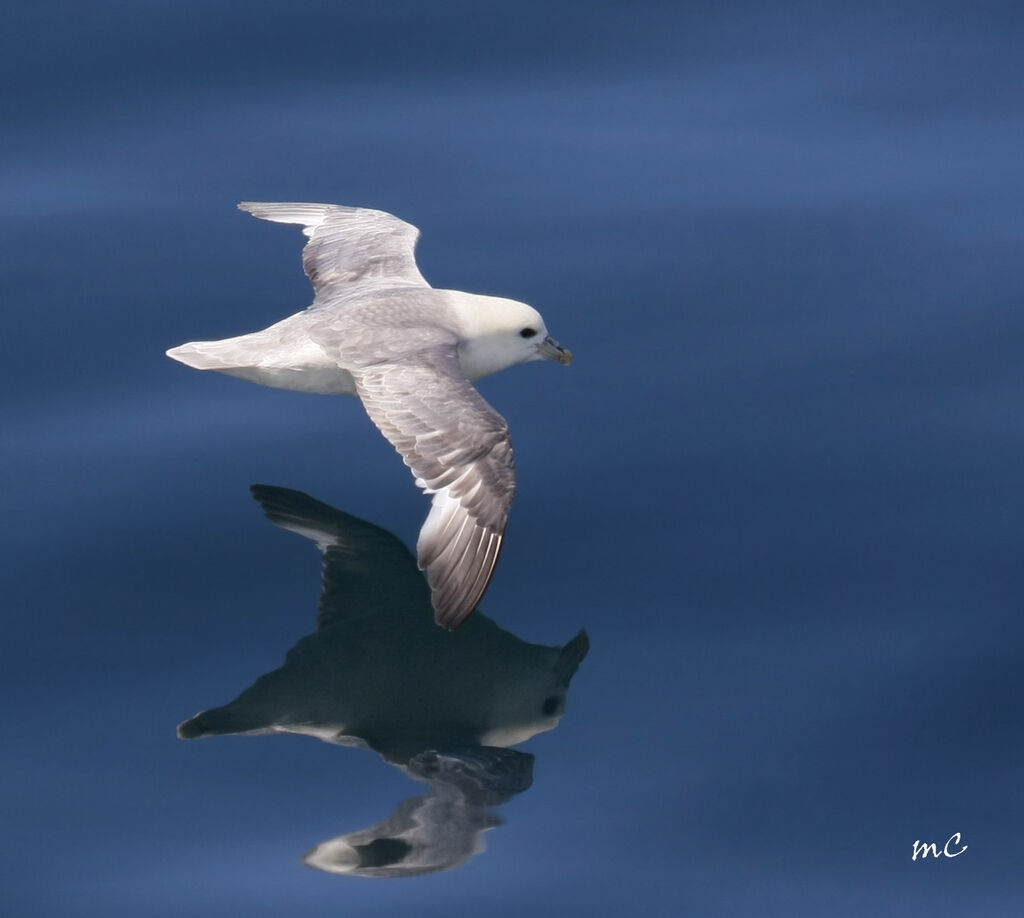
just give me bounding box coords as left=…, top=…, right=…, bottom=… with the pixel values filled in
left=349, top=347, right=515, bottom=630
left=250, top=484, right=429, bottom=630
left=238, top=201, right=429, bottom=297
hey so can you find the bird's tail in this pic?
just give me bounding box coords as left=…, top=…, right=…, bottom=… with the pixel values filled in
left=166, top=338, right=248, bottom=371
left=166, top=323, right=289, bottom=372
left=177, top=705, right=266, bottom=739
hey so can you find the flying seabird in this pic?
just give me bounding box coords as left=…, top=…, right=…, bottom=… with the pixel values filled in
left=167, top=202, right=572, bottom=629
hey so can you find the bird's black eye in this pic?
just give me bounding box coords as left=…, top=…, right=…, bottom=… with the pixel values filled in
left=541, top=696, right=560, bottom=716
left=520, top=328, right=538, bottom=338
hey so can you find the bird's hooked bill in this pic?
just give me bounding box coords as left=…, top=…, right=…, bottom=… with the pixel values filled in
left=538, top=335, right=573, bottom=365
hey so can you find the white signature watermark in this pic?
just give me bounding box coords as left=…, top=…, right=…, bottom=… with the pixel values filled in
left=912, top=832, right=967, bottom=860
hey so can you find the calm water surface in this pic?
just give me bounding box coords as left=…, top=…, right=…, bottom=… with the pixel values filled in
left=3, top=2, right=1023, bottom=915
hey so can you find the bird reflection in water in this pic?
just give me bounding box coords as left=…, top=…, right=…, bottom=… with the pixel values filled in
left=178, top=485, right=589, bottom=877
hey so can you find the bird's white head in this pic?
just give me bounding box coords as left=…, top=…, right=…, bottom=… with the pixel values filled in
left=452, top=293, right=572, bottom=382
left=479, top=629, right=589, bottom=747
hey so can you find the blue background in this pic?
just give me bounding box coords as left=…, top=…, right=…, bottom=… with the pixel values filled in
left=2, top=1, right=1023, bottom=914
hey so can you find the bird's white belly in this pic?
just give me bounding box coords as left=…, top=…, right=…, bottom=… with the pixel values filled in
left=234, top=340, right=497, bottom=392
left=222, top=361, right=358, bottom=395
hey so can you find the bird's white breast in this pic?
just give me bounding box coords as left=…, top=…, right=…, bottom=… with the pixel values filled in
left=456, top=338, right=521, bottom=381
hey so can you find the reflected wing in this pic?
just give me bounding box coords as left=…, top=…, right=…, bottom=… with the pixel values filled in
left=352, top=348, right=515, bottom=630
left=304, top=749, right=531, bottom=878
left=238, top=201, right=429, bottom=296
left=304, top=790, right=495, bottom=878
left=408, top=747, right=535, bottom=804
left=250, top=484, right=428, bottom=629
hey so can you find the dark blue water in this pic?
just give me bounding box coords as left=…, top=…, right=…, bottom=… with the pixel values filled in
left=3, top=1, right=1023, bottom=914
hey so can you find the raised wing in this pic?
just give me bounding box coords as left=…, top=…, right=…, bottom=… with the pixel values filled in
left=351, top=348, right=516, bottom=630
left=250, top=484, right=429, bottom=630
left=238, top=201, right=429, bottom=296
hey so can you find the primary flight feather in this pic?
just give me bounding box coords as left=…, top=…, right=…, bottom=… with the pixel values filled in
left=167, top=202, right=572, bottom=630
